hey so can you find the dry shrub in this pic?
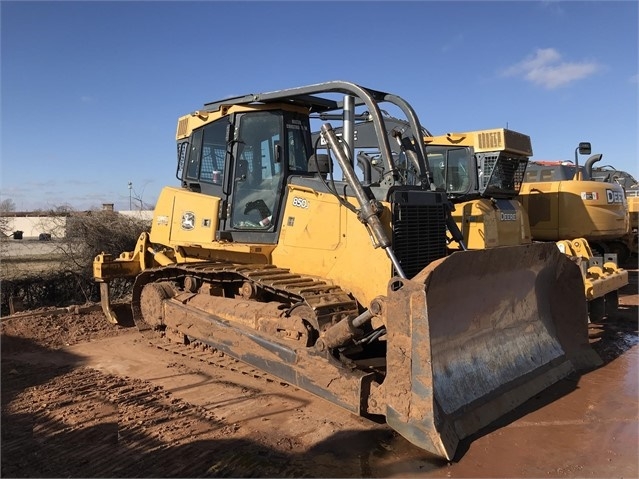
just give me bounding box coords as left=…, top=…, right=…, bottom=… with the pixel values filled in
left=61, top=211, right=151, bottom=274
left=1, top=210, right=150, bottom=315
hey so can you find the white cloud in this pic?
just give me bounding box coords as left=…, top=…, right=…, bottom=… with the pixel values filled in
left=501, top=48, right=602, bottom=89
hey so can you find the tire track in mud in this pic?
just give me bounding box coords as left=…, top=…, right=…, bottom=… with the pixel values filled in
left=1, top=363, right=312, bottom=478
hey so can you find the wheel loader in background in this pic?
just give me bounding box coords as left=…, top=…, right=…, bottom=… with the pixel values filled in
left=93, top=81, right=601, bottom=461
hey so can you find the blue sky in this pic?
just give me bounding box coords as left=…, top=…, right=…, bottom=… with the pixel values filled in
left=1, top=1, right=637, bottom=212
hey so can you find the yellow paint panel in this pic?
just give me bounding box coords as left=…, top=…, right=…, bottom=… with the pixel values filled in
left=150, top=187, right=220, bottom=245
left=273, top=184, right=391, bottom=307
left=280, top=187, right=341, bottom=250
left=519, top=180, right=627, bottom=240
left=424, top=128, right=532, bottom=156
left=452, top=199, right=531, bottom=250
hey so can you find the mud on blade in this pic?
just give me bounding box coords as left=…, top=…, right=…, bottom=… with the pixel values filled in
left=376, top=242, right=601, bottom=460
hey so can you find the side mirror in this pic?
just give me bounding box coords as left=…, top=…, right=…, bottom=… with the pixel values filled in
left=578, top=142, right=591, bottom=155
left=573, top=142, right=592, bottom=180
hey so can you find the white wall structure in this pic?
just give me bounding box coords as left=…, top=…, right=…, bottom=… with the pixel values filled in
left=1, top=210, right=154, bottom=239
left=2, top=216, right=67, bottom=239
left=119, top=210, right=154, bottom=221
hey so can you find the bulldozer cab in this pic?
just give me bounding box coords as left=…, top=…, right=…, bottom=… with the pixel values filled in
left=176, top=107, right=314, bottom=243
left=324, top=119, right=530, bottom=203
left=423, top=129, right=531, bottom=203
left=426, top=147, right=473, bottom=194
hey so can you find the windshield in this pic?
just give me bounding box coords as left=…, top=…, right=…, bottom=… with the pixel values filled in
left=524, top=164, right=578, bottom=182
left=425, top=146, right=472, bottom=194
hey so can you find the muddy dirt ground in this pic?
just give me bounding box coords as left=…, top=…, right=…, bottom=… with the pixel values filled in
left=1, top=269, right=638, bottom=478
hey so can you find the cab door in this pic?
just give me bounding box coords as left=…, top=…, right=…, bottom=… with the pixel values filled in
left=218, top=111, right=285, bottom=244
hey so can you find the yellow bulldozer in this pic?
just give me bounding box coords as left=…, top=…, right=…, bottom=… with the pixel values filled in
left=415, top=130, right=628, bottom=322
left=93, top=81, right=600, bottom=460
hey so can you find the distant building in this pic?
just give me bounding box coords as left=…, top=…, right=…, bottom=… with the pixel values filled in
left=1, top=211, right=69, bottom=239
left=1, top=206, right=153, bottom=239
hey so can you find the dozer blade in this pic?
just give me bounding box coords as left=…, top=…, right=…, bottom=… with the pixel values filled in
left=378, top=242, right=602, bottom=460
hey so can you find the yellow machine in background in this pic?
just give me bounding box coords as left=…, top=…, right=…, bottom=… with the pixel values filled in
left=520, top=146, right=630, bottom=261
left=423, top=128, right=533, bottom=250
left=625, top=189, right=639, bottom=254
left=420, top=130, right=628, bottom=322
left=93, top=82, right=600, bottom=460
left=590, top=165, right=639, bottom=259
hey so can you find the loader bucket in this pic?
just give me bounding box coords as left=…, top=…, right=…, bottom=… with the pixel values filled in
left=379, top=242, right=601, bottom=460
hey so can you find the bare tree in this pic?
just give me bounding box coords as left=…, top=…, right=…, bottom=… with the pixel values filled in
left=0, top=198, right=16, bottom=237
left=129, top=182, right=154, bottom=211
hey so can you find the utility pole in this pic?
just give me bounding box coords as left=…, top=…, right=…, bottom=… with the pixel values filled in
left=128, top=182, right=132, bottom=210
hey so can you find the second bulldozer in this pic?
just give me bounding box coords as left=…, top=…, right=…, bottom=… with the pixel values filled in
left=93, top=81, right=600, bottom=460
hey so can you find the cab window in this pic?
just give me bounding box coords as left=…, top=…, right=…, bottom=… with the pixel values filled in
left=286, top=118, right=312, bottom=172
left=184, top=118, right=228, bottom=186
left=426, top=146, right=472, bottom=193
left=231, top=112, right=283, bottom=229
left=201, top=121, right=227, bottom=185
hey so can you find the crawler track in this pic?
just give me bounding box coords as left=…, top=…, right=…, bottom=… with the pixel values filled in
left=131, top=262, right=360, bottom=331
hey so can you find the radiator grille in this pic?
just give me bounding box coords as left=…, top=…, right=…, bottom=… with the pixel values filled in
left=479, top=153, right=527, bottom=197
left=390, top=189, right=448, bottom=279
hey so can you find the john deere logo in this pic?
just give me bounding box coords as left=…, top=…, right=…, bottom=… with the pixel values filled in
left=181, top=212, right=195, bottom=230
left=606, top=189, right=624, bottom=204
